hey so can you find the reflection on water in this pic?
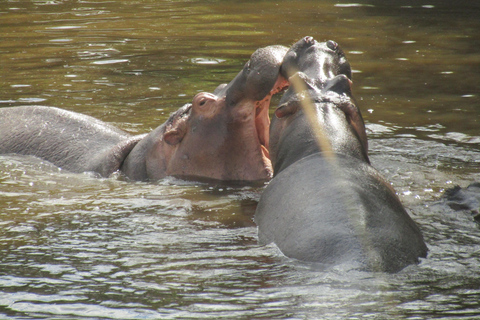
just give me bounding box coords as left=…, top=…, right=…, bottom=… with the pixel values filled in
left=1, top=0, right=480, bottom=319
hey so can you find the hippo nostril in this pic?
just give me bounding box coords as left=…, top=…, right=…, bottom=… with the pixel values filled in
left=326, top=40, right=338, bottom=51
left=304, top=36, right=315, bottom=46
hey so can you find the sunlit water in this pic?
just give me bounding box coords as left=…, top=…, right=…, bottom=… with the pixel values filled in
left=1, top=0, right=480, bottom=319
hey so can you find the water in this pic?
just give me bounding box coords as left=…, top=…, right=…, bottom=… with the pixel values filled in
left=1, top=0, right=480, bottom=318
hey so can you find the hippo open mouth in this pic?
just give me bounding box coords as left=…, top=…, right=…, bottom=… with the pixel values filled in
left=255, top=97, right=271, bottom=161
left=254, top=76, right=289, bottom=173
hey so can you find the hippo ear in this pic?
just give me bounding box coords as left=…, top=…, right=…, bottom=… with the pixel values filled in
left=274, top=101, right=300, bottom=119
left=163, top=129, right=184, bottom=145
left=213, top=83, right=227, bottom=95
left=163, top=123, right=187, bottom=145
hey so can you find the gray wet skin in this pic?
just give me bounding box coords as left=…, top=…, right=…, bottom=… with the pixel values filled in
left=255, top=36, right=428, bottom=272
left=0, top=45, right=288, bottom=183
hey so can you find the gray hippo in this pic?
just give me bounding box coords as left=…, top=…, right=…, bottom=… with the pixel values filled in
left=0, top=45, right=288, bottom=183
left=255, top=37, right=428, bottom=272
left=443, top=182, right=480, bottom=223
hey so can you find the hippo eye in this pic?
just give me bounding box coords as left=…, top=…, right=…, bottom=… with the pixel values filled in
left=326, top=40, right=338, bottom=51
left=199, top=99, right=206, bottom=106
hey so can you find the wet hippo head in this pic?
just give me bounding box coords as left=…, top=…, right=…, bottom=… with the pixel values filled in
left=141, top=45, right=289, bottom=183
left=281, top=36, right=352, bottom=86
left=269, top=38, right=368, bottom=174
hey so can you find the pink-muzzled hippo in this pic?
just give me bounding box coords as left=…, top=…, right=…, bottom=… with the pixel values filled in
left=0, top=45, right=288, bottom=183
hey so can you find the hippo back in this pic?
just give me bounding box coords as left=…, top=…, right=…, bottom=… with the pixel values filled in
left=0, top=106, right=138, bottom=176
left=255, top=152, right=428, bottom=272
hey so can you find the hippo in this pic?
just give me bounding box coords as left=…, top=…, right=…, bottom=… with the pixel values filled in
left=0, top=45, right=288, bottom=183
left=254, top=37, right=428, bottom=272
left=443, top=182, right=480, bottom=223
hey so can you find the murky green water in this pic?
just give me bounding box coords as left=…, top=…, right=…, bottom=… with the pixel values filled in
left=1, top=0, right=480, bottom=319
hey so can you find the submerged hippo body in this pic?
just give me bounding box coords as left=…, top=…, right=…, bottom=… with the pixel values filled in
left=0, top=45, right=288, bottom=182
left=443, top=182, right=480, bottom=223
left=0, top=105, right=142, bottom=177
left=255, top=37, right=427, bottom=272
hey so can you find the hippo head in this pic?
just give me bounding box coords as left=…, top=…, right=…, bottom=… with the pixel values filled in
left=269, top=37, right=368, bottom=174
left=143, top=45, right=288, bottom=183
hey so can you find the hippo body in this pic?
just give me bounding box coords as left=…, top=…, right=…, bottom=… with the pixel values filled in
left=443, top=182, right=480, bottom=222
left=0, top=45, right=288, bottom=182
left=0, top=105, right=142, bottom=177
left=256, top=152, right=427, bottom=272
left=255, top=37, right=427, bottom=272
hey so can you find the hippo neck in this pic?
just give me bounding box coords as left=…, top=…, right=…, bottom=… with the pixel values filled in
left=273, top=105, right=368, bottom=175
left=272, top=115, right=319, bottom=175
left=120, top=125, right=165, bottom=181
left=86, top=133, right=146, bottom=177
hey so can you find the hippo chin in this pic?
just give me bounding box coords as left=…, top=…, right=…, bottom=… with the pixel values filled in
left=255, top=37, right=428, bottom=272
left=0, top=45, right=288, bottom=183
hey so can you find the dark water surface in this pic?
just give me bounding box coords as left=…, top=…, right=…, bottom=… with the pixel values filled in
left=1, top=0, right=480, bottom=319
